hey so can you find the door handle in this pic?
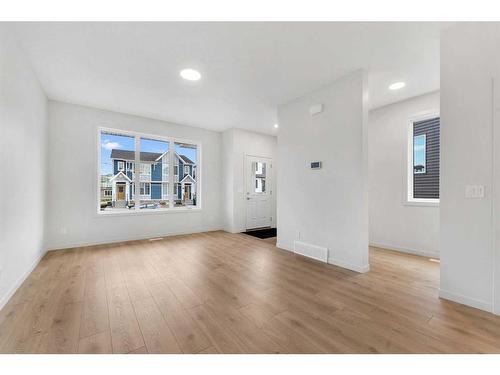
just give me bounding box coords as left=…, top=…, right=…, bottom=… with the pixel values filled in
left=246, top=197, right=250, bottom=200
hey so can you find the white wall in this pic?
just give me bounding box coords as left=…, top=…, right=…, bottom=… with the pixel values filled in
left=0, top=26, right=48, bottom=309
left=440, top=23, right=500, bottom=313
left=222, top=128, right=277, bottom=233
left=277, top=70, right=369, bottom=273
left=45, top=101, right=223, bottom=250
left=368, top=92, right=440, bottom=258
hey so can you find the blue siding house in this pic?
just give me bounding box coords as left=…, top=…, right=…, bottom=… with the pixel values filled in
left=108, top=149, right=196, bottom=208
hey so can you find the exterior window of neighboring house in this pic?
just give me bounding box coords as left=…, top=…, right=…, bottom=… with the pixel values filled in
left=162, top=182, right=169, bottom=199
left=99, top=128, right=199, bottom=214
left=174, top=183, right=180, bottom=200
left=407, top=115, right=440, bottom=204
left=139, top=163, right=150, bottom=175
left=140, top=182, right=150, bottom=196
left=162, top=163, right=169, bottom=180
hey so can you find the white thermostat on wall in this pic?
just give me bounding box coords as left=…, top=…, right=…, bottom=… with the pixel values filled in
left=310, top=161, right=322, bottom=169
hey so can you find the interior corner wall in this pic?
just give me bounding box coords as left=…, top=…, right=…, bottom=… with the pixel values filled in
left=222, top=128, right=277, bottom=233
left=45, top=101, right=223, bottom=250
left=368, top=92, right=440, bottom=258
left=277, top=70, right=369, bottom=273
left=440, top=23, right=500, bottom=313
left=0, top=26, right=48, bottom=309
left=221, top=129, right=235, bottom=232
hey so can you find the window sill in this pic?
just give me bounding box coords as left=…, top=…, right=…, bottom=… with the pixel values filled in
left=96, top=207, right=202, bottom=217
left=404, top=199, right=439, bottom=208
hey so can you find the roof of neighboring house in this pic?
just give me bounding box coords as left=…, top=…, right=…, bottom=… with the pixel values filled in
left=109, top=171, right=132, bottom=182
left=180, top=174, right=196, bottom=183
left=178, top=155, right=194, bottom=164
left=110, top=149, right=160, bottom=162
left=110, top=149, right=195, bottom=164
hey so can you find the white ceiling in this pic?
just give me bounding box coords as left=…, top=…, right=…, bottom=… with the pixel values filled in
left=12, top=22, right=446, bottom=135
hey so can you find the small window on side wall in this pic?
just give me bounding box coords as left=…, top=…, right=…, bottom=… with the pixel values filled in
left=408, top=115, right=440, bottom=204
left=413, top=134, right=426, bottom=174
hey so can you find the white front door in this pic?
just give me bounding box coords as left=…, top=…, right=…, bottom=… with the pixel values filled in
left=245, top=155, right=272, bottom=230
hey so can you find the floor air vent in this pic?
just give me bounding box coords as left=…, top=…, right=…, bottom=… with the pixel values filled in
left=293, top=241, right=328, bottom=263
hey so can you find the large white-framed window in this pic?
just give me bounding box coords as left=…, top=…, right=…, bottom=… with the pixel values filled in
left=406, top=112, right=440, bottom=206
left=98, top=127, right=201, bottom=215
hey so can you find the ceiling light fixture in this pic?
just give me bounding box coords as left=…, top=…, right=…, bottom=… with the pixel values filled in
left=274, top=124, right=279, bottom=129
left=389, top=81, right=406, bottom=90
left=180, top=68, right=201, bottom=81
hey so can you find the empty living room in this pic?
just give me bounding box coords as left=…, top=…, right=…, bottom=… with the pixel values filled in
left=2, top=1, right=500, bottom=373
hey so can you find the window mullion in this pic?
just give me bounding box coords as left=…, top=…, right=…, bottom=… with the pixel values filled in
left=169, top=139, right=174, bottom=208
left=134, top=135, right=140, bottom=211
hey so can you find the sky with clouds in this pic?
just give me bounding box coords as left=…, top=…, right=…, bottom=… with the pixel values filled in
left=100, top=132, right=197, bottom=175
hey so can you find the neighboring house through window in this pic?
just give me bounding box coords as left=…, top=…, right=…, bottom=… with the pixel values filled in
left=98, top=128, right=200, bottom=213
left=407, top=114, right=440, bottom=204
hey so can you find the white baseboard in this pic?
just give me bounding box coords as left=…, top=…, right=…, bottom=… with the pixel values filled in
left=0, top=250, right=47, bottom=311
left=293, top=241, right=328, bottom=263
left=329, top=258, right=370, bottom=274
left=370, top=241, right=439, bottom=259
left=46, top=225, right=223, bottom=251
left=439, top=288, right=493, bottom=313
left=224, top=226, right=245, bottom=234
left=276, top=241, right=293, bottom=252
left=277, top=241, right=368, bottom=273
left=494, top=304, right=500, bottom=316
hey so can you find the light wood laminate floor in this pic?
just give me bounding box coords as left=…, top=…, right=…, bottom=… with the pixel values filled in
left=1, top=231, right=500, bottom=353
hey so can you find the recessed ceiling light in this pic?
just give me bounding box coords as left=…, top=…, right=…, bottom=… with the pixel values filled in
left=180, top=68, right=201, bottom=81
left=389, top=81, right=406, bottom=90
left=274, top=124, right=279, bottom=129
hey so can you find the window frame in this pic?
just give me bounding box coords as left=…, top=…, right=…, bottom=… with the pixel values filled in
left=97, top=127, right=202, bottom=216
left=405, top=111, right=440, bottom=207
